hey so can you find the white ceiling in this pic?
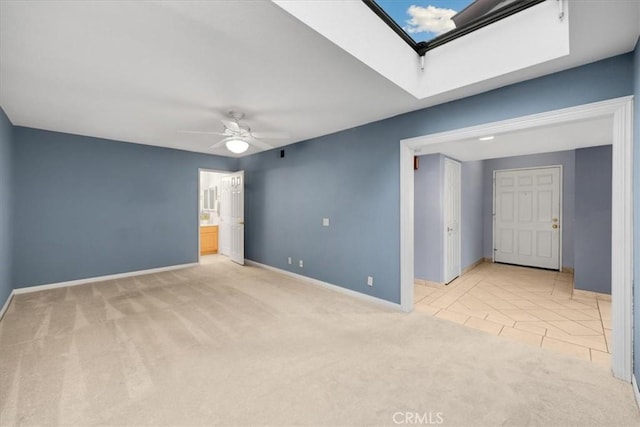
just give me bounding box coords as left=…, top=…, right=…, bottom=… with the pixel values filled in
left=415, top=117, right=613, bottom=162
left=0, top=1, right=638, bottom=158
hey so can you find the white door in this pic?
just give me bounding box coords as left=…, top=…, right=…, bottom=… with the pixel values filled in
left=220, top=171, right=244, bottom=265
left=494, top=166, right=561, bottom=270
left=443, top=158, right=461, bottom=284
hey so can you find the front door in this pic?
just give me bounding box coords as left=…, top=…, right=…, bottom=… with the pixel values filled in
left=493, top=166, right=561, bottom=270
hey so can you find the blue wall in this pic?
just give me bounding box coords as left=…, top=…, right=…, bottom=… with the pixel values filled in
left=632, top=38, right=640, bottom=394
left=415, top=154, right=444, bottom=282
left=461, top=160, right=484, bottom=270
left=3, top=53, right=634, bottom=305
left=12, top=127, right=237, bottom=287
left=240, top=54, right=633, bottom=304
left=574, top=145, right=612, bottom=293
left=239, top=124, right=401, bottom=303
left=483, top=150, right=576, bottom=268
left=0, top=108, right=12, bottom=308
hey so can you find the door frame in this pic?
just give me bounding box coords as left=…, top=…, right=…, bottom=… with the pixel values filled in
left=492, top=165, right=563, bottom=271
left=399, top=96, right=633, bottom=381
left=443, top=157, right=462, bottom=283
left=197, top=168, right=228, bottom=263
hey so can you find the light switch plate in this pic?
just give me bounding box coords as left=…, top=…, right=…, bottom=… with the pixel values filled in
left=322, top=218, right=329, bottom=227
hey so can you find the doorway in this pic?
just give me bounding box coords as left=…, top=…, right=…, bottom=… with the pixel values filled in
left=400, top=96, right=634, bottom=381
left=199, top=169, right=224, bottom=263
left=198, top=169, right=245, bottom=265
left=493, top=166, right=562, bottom=270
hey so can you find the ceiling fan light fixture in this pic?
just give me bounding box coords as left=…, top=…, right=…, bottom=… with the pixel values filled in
left=225, top=138, right=249, bottom=154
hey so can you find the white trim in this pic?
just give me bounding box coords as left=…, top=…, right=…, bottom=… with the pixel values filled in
left=0, top=292, right=13, bottom=320
left=11, top=263, right=198, bottom=295
left=610, top=98, right=634, bottom=381
left=400, top=143, right=414, bottom=312
left=400, top=96, right=634, bottom=382
left=245, top=259, right=403, bottom=311
left=404, top=96, right=634, bottom=149
left=492, top=172, right=496, bottom=263
left=633, top=375, right=640, bottom=413
left=491, top=165, right=563, bottom=271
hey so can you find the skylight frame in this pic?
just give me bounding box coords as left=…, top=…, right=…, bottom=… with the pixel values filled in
left=363, top=0, right=547, bottom=56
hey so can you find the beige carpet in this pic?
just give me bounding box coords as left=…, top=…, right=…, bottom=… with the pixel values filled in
left=1, top=256, right=638, bottom=426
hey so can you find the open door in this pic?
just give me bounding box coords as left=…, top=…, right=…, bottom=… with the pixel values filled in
left=443, top=158, right=461, bottom=284
left=220, top=171, right=245, bottom=265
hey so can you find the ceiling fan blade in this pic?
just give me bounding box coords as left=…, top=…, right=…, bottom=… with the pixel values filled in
left=221, top=119, right=240, bottom=133
left=248, top=136, right=274, bottom=150
left=250, top=131, right=290, bottom=139
left=178, top=130, right=226, bottom=136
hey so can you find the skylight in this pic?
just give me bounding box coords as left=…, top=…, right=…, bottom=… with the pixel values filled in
left=374, top=0, right=474, bottom=43
left=364, top=0, right=546, bottom=55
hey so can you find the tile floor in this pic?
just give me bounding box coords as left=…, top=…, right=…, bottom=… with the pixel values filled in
left=414, top=262, right=611, bottom=368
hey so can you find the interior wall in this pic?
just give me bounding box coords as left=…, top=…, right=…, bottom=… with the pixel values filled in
left=574, top=145, right=612, bottom=293
left=239, top=125, right=401, bottom=303
left=632, top=36, right=640, bottom=394
left=461, top=160, right=484, bottom=270
left=11, top=127, right=238, bottom=288
left=0, top=107, right=12, bottom=309
left=241, top=54, right=633, bottom=304
left=482, top=150, right=576, bottom=268
left=414, top=154, right=444, bottom=282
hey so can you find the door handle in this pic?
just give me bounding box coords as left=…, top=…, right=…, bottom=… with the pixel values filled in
left=238, top=221, right=245, bottom=225
left=447, top=227, right=453, bottom=232
left=552, top=224, right=559, bottom=229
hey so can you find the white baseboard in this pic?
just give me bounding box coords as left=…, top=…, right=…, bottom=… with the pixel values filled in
left=0, top=291, right=13, bottom=321
left=11, top=263, right=198, bottom=296
left=633, top=375, right=640, bottom=413
left=245, top=259, right=402, bottom=311
left=461, top=258, right=485, bottom=275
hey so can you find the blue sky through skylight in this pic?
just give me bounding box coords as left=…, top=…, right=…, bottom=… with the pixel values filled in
left=375, top=0, right=475, bottom=43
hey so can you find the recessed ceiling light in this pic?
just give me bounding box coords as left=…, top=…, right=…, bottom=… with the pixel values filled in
left=479, top=136, right=495, bottom=141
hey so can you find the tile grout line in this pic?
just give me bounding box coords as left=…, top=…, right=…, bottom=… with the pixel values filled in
left=596, top=298, right=611, bottom=354
left=416, top=264, right=610, bottom=364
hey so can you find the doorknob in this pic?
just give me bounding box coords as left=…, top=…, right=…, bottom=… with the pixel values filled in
left=552, top=224, right=559, bottom=229
left=447, top=227, right=453, bottom=232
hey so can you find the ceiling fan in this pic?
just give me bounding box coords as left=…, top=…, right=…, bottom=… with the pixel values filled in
left=179, top=111, right=289, bottom=154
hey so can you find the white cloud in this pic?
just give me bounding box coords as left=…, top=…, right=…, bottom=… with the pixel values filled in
left=404, top=5, right=457, bottom=36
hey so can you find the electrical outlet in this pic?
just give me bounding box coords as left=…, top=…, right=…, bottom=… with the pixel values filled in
left=367, top=276, right=373, bottom=286
left=322, top=218, right=330, bottom=227
left=288, top=257, right=292, bottom=265
left=299, top=260, right=303, bottom=268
